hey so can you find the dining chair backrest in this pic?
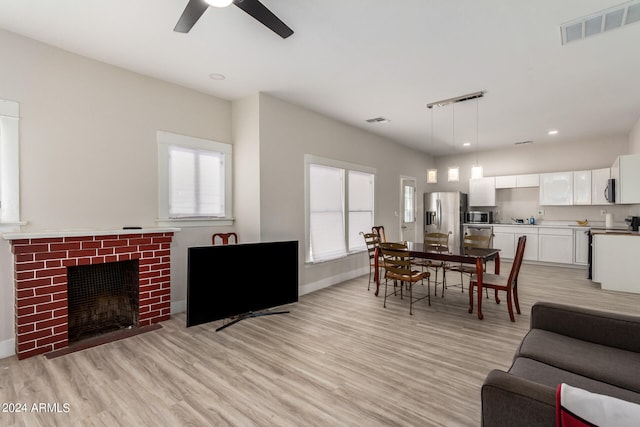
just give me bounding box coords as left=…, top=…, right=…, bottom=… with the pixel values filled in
left=372, top=226, right=387, bottom=243
left=508, top=235, right=527, bottom=288
left=462, top=234, right=492, bottom=249
left=360, top=232, right=379, bottom=261
left=379, top=242, right=411, bottom=275
left=212, top=232, right=238, bottom=245
left=424, top=232, right=450, bottom=249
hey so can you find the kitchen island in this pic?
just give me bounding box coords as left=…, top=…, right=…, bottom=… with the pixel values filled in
left=591, top=228, right=640, bottom=294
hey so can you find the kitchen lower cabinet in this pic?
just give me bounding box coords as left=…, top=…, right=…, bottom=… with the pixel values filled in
left=492, top=226, right=538, bottom=261
left=492, top=227, right=516, bottom=259
left=538, top=228, right=573, bottom=264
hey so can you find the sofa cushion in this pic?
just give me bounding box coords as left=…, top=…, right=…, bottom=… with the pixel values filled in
left=510, top=357, right=640, bottom=405
left=516, top=329, right=640, bottom=394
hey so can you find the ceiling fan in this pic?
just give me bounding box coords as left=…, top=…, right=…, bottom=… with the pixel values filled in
left=174, top=0, right=294, bottom=39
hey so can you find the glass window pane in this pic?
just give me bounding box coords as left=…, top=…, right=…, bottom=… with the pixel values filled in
left=309, top=164, right=346, bottom=261
left=198, top=151, right=224, bottom=216
left=169, top=147, right=196, bottom=216
left=349, top=211, right=373, bottom=251
left=403, top=184, right=415, bottom=223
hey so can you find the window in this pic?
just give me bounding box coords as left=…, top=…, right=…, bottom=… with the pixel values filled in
left=157, top=131, right=232, bottom=226
left=403, top=183, right=415, bottom=223
left=0, top=99, right=21, bottom=231
left=305, top=155, right=375, bottom=263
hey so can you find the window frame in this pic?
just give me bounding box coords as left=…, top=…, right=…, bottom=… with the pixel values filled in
left=304, top=154, right=376, bottom=264
left=0, top=99, right=22, bottom=232
left=157, top=130, right=233, bottom=227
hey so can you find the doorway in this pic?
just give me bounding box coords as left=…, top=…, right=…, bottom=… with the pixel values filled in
left=400, top=177, right=417, bottom=242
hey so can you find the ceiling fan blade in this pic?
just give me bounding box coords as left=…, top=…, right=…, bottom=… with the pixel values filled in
left=174, top=0, right=209, bottom=33
left=233, top=0, right=294, bottom=39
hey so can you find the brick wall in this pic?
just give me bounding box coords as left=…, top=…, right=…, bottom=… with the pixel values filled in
left=10, top=232, right=174, bottom=359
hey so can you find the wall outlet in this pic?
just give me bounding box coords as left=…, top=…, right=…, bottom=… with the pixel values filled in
left=536, top=209, right=545, bottom=216
left=600, top=209, right=607, bottom=215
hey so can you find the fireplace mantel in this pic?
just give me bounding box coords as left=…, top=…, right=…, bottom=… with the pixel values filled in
left=3, top=227, right=180, bottom=241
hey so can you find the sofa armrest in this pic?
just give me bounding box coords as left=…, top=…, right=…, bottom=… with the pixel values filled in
left=530, top=302, right=640, bottom=353
left=481, top=370, right=556, bottom=427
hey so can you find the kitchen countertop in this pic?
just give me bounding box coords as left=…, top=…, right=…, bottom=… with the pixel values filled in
left=590, top=228, right=640, bottom=236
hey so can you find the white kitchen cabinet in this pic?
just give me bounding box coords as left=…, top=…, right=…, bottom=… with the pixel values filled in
left=611, top=154, right=640, bottom=204
left=518, top=227, right=539, bottom=261
left=539, top=172, right=574, bottom=205
left=516, top=174, right=539, bottom=188
left=574, top=228, right=589, bottom=265
left=494, top=174, right=539, bottom=189
left=592, top=234, right=640, bottom=293
left=491, top=225, right=538, bottom=261
left=572, top=170, right=591, bottom=205
left=591, top=168, right=611, bottom=205
left=468, top=177, right=496, bottom=206
left=538, top=228, right=573, bottom=264
left=492, top=226, right=516, bottom=259
left=495, top=175, right=516, bottom=189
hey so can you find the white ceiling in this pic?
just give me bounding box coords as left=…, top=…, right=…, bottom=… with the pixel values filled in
left=1, top=0, right=640, bottom=156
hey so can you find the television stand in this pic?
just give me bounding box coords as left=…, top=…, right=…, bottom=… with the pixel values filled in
left=215, top=309, right=289, bottom=332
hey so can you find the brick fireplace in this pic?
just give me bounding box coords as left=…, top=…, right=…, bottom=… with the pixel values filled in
left=5, top=229, right=178, bottom=359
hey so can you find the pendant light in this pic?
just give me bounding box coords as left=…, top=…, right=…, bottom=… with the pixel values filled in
left=470, top=97, right=483, bottom=179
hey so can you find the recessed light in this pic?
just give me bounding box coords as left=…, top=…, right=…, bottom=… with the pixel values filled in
left=209, top=73, right=226, bottom=80
left=548, top=130, right=559, bottom=135
left=463, top=142, right=471, bottom=147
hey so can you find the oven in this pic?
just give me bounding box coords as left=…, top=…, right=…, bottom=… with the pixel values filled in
left=465, top=211, right=493, bottom=224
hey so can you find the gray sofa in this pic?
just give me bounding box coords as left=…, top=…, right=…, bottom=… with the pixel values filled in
left=481, top=301, right=640, bottom=426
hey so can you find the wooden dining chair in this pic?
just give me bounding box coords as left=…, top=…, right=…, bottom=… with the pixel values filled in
left=371, top=225, right=387, bottom=243
left=360, top=231, right=380, bottom=291
left=449, top=233, right=493, bottom=296
left=469, top=235, right=526, bottom=322
left=379, top=242, right=430, bottom=315
left=421, top=231, right=451, bottom=297
left=212, top=232, right=238, bottom=245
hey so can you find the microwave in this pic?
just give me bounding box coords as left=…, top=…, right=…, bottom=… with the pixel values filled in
left=466, top=211, right=493, bottom=224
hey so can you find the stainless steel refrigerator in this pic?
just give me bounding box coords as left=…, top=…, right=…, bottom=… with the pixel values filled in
left=424, top=192, right=468, bottom=252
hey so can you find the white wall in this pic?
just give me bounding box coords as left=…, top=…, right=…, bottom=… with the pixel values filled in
left=0, top=29, right=232, bottom=356
left=257, top=94, right=434, bottom=294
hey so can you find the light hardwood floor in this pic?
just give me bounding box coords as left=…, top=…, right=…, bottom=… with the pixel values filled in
left=2, top=261, right=640, bottom=426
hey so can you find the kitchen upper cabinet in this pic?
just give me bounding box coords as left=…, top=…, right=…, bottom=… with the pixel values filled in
left=612, top=154, right=640, bottom=204
left=538, top=228, right=573, bottom=264
left=468, top=177, right=496, bottom=206
left=539, top=172, right=573, bottom=205
left=516, top=174, right=540, bottom=187
left=572, top=170, right=591, bottom=205
left=494, top=174, right=539, bottom=189
left=495, top=175, right=516, bottom=189
left=591, top=168, right=611, bottom=205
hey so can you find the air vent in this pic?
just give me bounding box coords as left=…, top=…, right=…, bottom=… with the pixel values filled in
left=561, top=0, right=640, bottom=45
left=366, top=117, right=390, bottom=124
left=514, top=140, right=533, bottom=145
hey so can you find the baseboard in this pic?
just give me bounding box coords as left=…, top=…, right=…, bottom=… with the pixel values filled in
left=299, top=266, right=368, bottom=296
left=0, top=338, right=15, bottom=359
left=171, top=299, right=186, bottom=314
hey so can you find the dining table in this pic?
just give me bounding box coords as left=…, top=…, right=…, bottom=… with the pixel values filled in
left=374, top=242, right=501, bottom=320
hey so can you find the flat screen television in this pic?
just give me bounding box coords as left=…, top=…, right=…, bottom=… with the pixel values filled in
left=186, top=240, right=299, bottom=330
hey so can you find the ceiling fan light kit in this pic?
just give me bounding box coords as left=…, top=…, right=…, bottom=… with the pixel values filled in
left=205, top=0, right=233, bottom=7
left=174, top=0, right=294, bottom=39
